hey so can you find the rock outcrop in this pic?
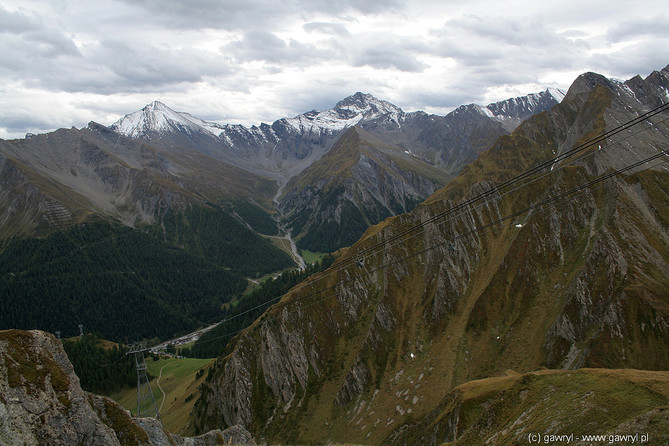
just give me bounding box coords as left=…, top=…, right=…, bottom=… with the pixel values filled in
left=0, top=329, right=255, bottom=446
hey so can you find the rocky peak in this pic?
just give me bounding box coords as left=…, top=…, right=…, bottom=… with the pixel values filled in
left=563, top=72, right=617, bottom=102
left=484, top=89, right=565, bottom=118
left=334, top=92, right=404, bottom=119
left=473, top=89, right=566, bottom=131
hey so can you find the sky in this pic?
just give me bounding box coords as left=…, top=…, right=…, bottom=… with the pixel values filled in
left=1, top=0, right=668, bottom=139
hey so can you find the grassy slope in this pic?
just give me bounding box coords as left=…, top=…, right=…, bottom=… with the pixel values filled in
left=387, top=368, right=669, bottom=445
left=301, top=249, right=327, bottom=265
left=109, top=357, right=214, bottom=435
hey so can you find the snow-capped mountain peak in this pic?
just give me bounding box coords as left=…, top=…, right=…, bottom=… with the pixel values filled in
left=111, top=101, right=224, bottom=139
left=112, top=93, right=404, bottom=141
left=334, top=92, right=403, bottom=118
left=279, top=92, right=405, bottom=133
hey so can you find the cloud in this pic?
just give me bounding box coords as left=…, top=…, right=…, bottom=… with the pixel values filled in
left=349, top=35, right=430, bottom=73
left=306, top=0, right=403, bottom=14
left=0, top=6, right=79, bottom=58
left=1, top=0, right=669, bottom=139
left=303, top=22, right=350, bottom=37
left=0, top=6, right=40, bottom=33
left=224, top=31, right=326, bottom=65
left=0, top=20, right=235, bottom=95
left=114, top=0, right=403, bottom=31
left=606, top=14, right=669, bottom=43
left=421, top=13, right=593, bottom=100
left=93, top=40, right=234, bottom=89
left=589, top=38, right=669, bottom=79
left=351, top=48, right=426, bottom=72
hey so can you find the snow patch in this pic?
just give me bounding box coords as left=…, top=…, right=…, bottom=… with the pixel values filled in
left=547, top=87, right=566, bottom=102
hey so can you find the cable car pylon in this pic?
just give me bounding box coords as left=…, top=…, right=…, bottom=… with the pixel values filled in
left=126, top=342, right=161, bottom=422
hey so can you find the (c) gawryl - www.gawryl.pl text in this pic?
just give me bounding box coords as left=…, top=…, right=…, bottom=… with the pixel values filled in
left=527, top=432, right=651, bottom=444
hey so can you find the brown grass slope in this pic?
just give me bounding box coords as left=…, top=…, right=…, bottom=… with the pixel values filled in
left=385, top=368, right=669, bottom=445
left=194, top=68, right=669, bottom=444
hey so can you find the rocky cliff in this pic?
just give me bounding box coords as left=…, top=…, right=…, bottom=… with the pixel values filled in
left=0, top=329, right=256, bottom=445
left=278, top=126, right=451, bottom=252
left=194, top=67, right=669, bottom=444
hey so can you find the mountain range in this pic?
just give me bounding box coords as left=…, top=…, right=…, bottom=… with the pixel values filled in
left=192, top=67, right=669, bottom=443
left=111, top=88, right=565, bottom=252
left=110, top=89, right=565, bottom=181
left=0, top=87, right=564, bottom=258
left=0, top=83, right=566, bottom=342
left=0, top=62, right=667, bottom=445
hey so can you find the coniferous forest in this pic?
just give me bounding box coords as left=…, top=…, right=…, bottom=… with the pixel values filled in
left=61, top=334, right=136, bottom=394
left=0, top=222, right=265, bottom=341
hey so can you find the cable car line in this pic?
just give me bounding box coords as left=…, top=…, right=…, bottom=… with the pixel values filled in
left=187, top=148, right=667, bottom=350
left=351, top=114, right=669, bottom=262
left=342, top=101, right=669, bottom=269
left=188, top=113, right=669, bottom=348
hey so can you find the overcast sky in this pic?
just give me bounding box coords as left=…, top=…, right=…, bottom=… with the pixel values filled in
left=1, top=0, right=668, bottom=139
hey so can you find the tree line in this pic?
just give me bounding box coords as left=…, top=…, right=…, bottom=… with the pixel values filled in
left=182, top=254, right=335, bottom=358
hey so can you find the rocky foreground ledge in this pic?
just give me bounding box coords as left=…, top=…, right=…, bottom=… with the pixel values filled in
left=0, top=329, right=255, bottom=446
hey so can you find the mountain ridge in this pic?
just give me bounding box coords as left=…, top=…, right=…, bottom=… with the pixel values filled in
left=278, top=126, right=452, bottom=252
left=111, top=90, right=563, bottom=144
left=192, top=66, right=669, bottom=444
left=109, top=89, right=564, bottom=184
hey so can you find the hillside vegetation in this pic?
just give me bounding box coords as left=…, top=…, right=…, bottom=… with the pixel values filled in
left=386, top=368, right=669, bottom=445
left=0, top=222, right=248, bottom=341
left=109, top=356, right=214, bottom=435
left=183, top=253, right=335, bottom=359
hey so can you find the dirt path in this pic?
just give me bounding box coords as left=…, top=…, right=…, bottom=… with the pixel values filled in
left=156, top=364, right=167, bottom=413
